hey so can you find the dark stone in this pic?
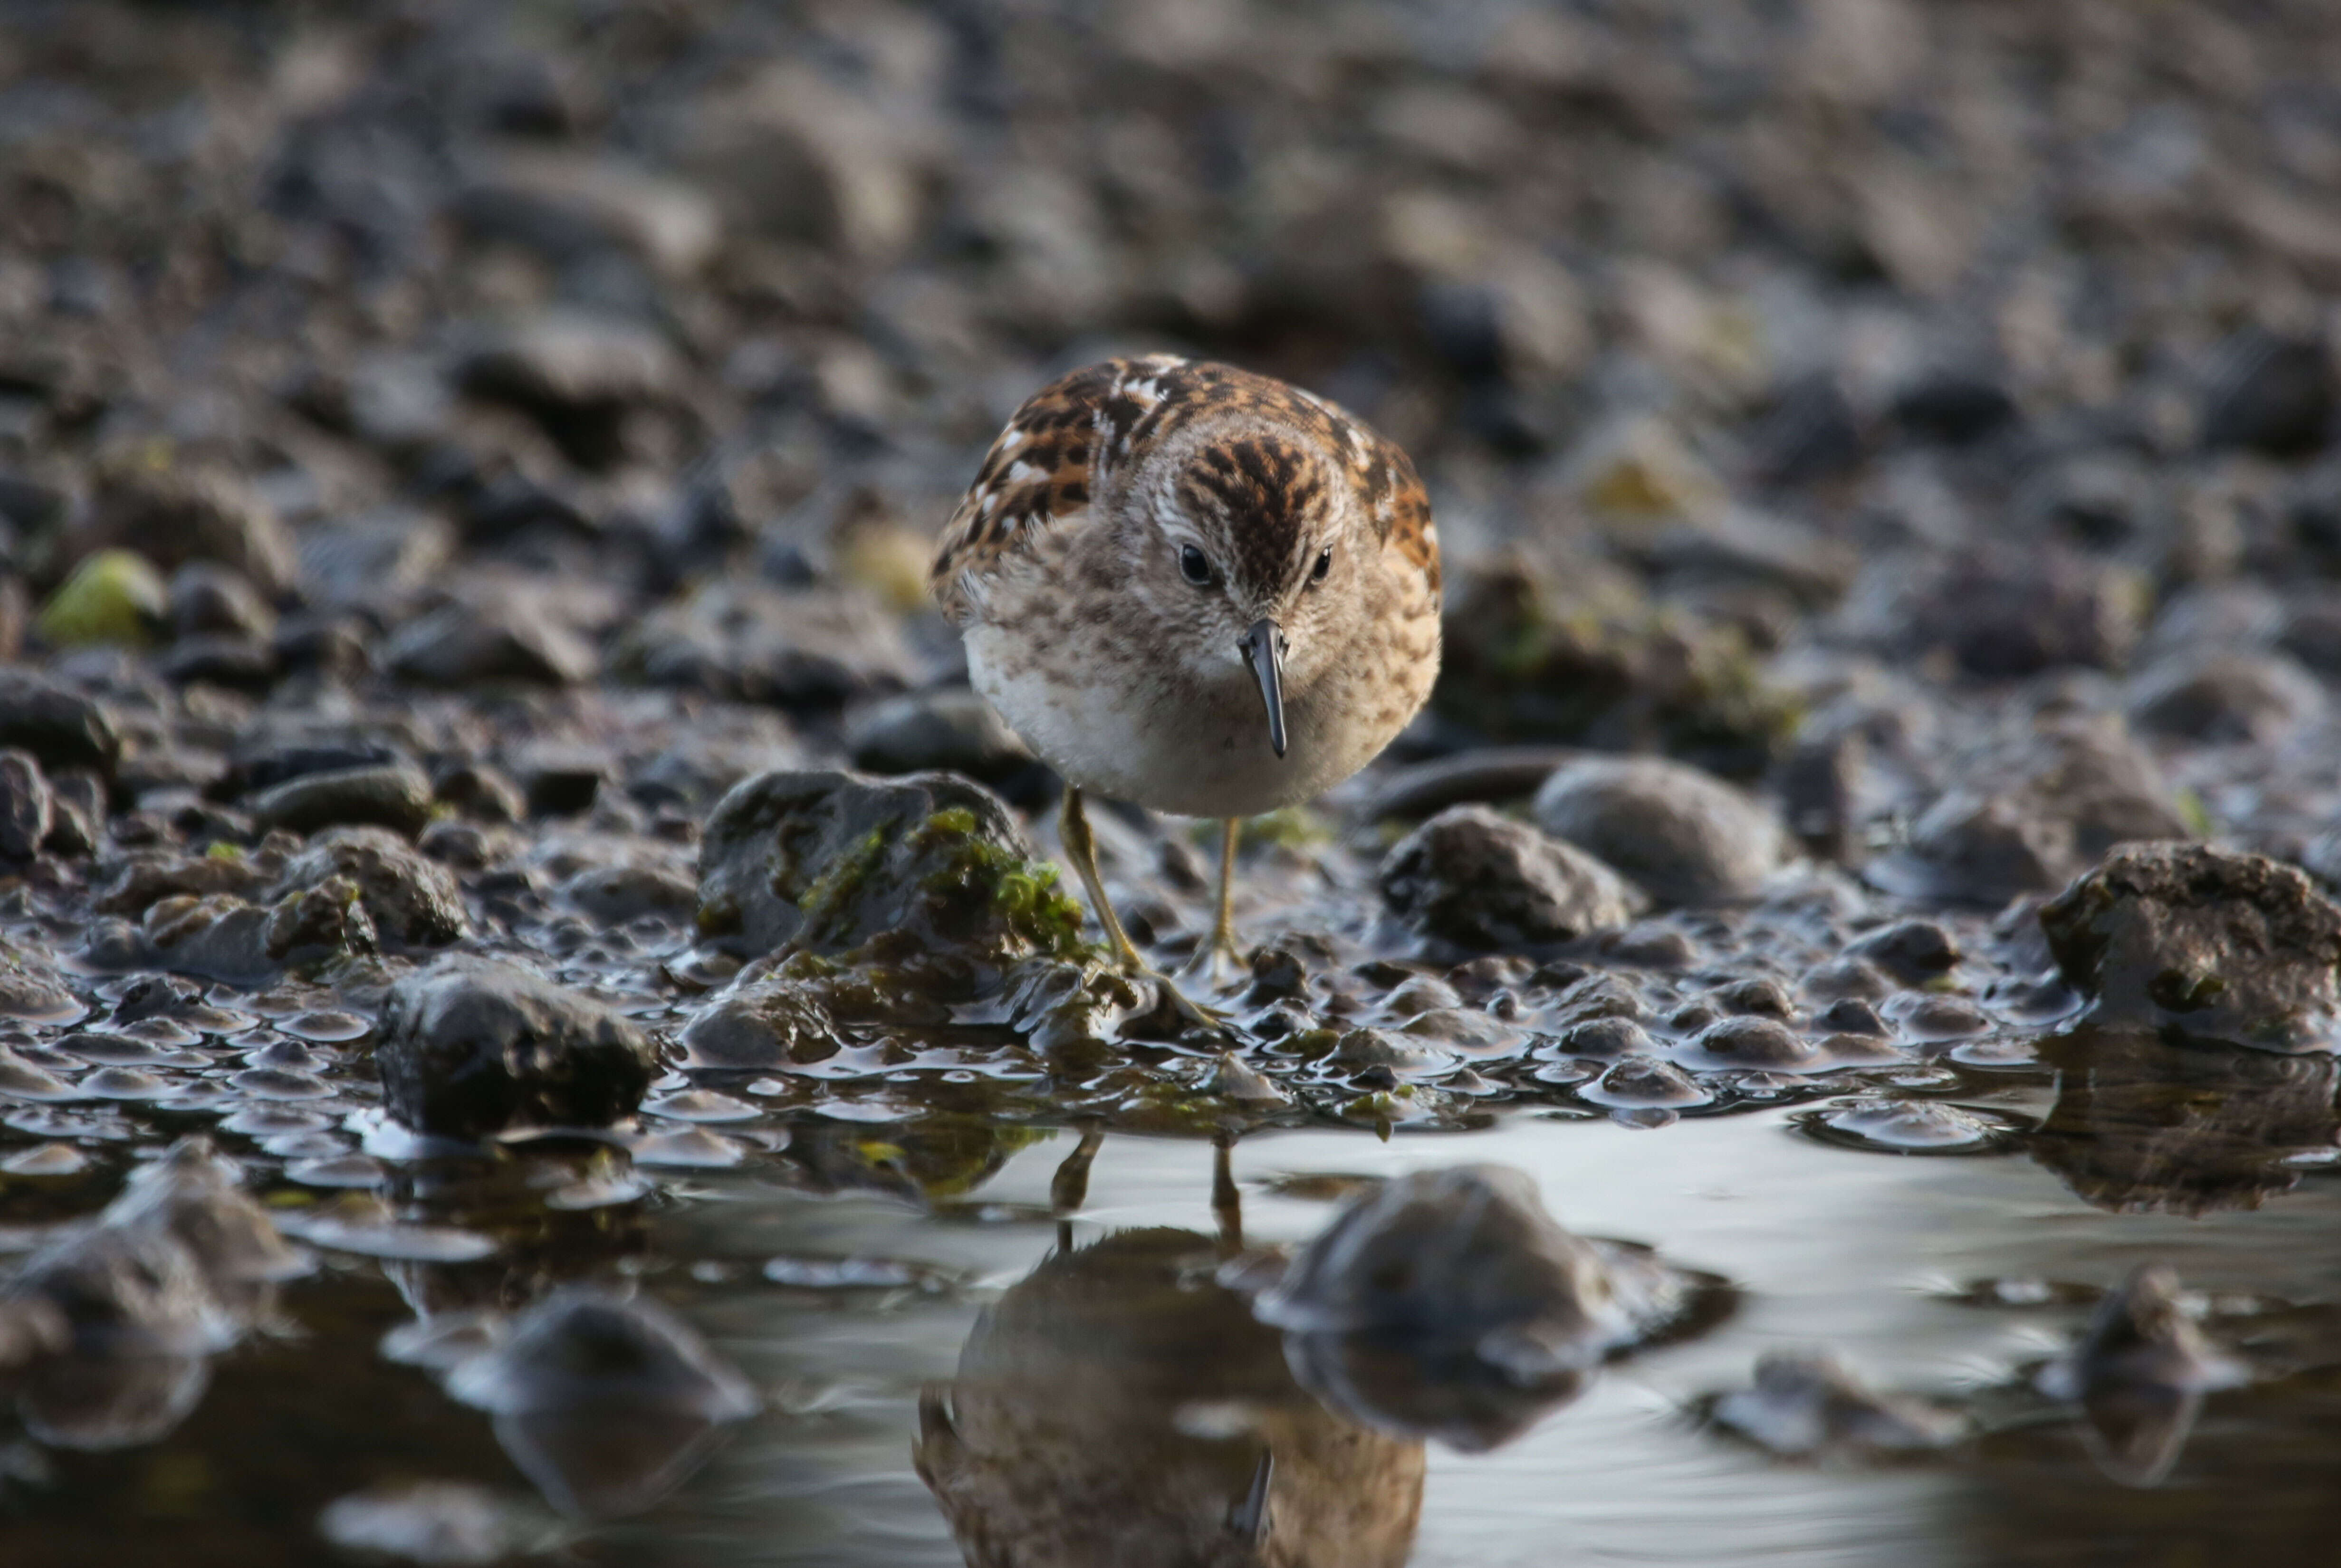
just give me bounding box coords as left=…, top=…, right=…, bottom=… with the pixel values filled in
left=1889, top=366, right=2019, bottom=444
left=455, top=312, right=683, bottom=470
left=218, top=742, right=403, bottom=802
left=75, top=468, right=297, bottom=597
left=846, top=689, right=1034, bottom=784
left=374, top=956, right=659, bottom=1137
left=0, top=747, right=50, bottom=860
left=2200, top=328, right=2334, bottom=457
left=1842, top=545, right=2143, bottom=679
left=1747, top=372, right=1867, bottom=487
left=614, top=583, right=917, bottom=711
left=1871, top=714, right=2191, bottom=904
left=1709, top=976, right=1794, bottom=1017
left=1847, top=919, right=1962, bottom=985
left=274, top=826, right=469, bottom=948
left=431, top=763, right=526, bottom=823
left=695, top=769, right=1083, bottom=969
left=1714, top=1351, right=1962, bottom=1456
left=512, top=750, right=609, bottom=818
left=1690, top=1015, right=1818, bottom=1067
left=2129, top=654, right=2322, bottom=746
left=1818, top=997, right=1888, bottom=1036
left=1532, top=755, right=1785, bottom=905
left=250, top=763, right=435, bottom=837
left=160, top=634, right=279, bottom=692
left=1378, top=805, right=1643, bottom=949
left=2042, top=843, right=2341, bottom=1052
left=0, top=930, right=76, bottom=1019
left=561, top=863, right=697, bottom=924
left=384, top=600, right=596, bottom=687
left=168, top=563, right=274, bottom=641
left=0, top=668, right=118, bottom=780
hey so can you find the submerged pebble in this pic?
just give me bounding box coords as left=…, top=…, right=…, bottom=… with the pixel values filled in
left=1712, top=1351, right=1966, bottom=1456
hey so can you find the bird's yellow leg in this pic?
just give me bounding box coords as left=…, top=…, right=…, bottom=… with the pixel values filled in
left=1186, top=817, right=1250, bottom=989
left=1059, top=786, right=1226, bottom=1030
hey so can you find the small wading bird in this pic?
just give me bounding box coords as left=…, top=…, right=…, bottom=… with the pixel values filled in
left=931, top=355, right=1442, bottom=1023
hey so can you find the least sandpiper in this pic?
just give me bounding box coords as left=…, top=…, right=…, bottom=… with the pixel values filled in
left=931, top=354, right=1443, bottom=1020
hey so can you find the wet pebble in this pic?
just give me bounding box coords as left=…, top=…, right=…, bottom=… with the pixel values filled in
left=1582, top=1055, right=1710, bottom=1108
left=231, top=1067, right=335, bottom=1100
left=1532, top=755, right=1786, bottom=906
left=763, top=1256, right=954, bottom=1292
left=1687, top=1016, right=1821, bottom=1069
left=1540, top=1016, right=1653, bottom=1059
left=283, top=1155, right=387, bottom=1189
left=1377, top=805, right=1644, bottom=948
left=79, top=1066, right=180, bottom=1100
left=1884, top=994, right=1991, bottom=1042
left=219, top=1104, right=335, bottom=1136
left=280, top=1009, right=371, bottom=1043
left=0, top=1142, right=87, bottom=1176
left=1806, top=1097, right=2013, bottom=1153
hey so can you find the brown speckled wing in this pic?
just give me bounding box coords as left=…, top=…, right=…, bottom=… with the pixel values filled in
left=930, top=354, right=1185, bottom=621
left=931, top=354, right=1439, bottom=618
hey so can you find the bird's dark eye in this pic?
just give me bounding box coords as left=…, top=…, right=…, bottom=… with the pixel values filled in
left=1180, top=545, right=1215, bottom=586
left=1311, top=547, right=1332, bottom=584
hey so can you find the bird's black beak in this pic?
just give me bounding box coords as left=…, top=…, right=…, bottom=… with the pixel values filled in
left=1240, top=618, right=1288, bottom=758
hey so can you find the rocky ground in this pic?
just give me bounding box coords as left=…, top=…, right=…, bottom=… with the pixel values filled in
left=4, top=0, right=2341, bottom=1550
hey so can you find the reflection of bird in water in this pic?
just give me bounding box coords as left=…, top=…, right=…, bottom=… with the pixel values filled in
left=914, top=1137, right=1423, bottom=1568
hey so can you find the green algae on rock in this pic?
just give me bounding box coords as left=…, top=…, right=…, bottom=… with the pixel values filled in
left=696, top=770, right=1093, bottom=984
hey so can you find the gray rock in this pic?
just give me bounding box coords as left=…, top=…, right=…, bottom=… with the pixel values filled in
left=456, top=311, right=684, bottom=469
left=1839, top=545, right=2144, bottom=679
left=1532, top=755, right=1785, bottom=905
left=1845, top=919, right=1961, bottom=985
left=75, top=467, right=297, bottom=597
left=1378, top=805, right=1644, bottom=949
left=296, top=511, right=456, bottom=618
left=0, top=668, right=118, bottom=779
left=160, top=633, right=278, bottom=691
left=250, top=763, right=436, bottom=837
left=615, top=582, right=916, bottom=710
left=168, top=562, right=274, bottom=642
left=560, top=862, right=697, bottom=924
left=2128, top=653, right=2323, bottom=745
left=374, top=956, right=658, bottom=1137
left=2040, top=842, right=2341, bottom=1052
left=0, top=747, right=50, bottom=860
left=0, top=930, right=77, bottom=1019
left=1871, top=714, right=2191, bottom=904
left=677, top=974, right=842, bottom=1069
left=274, top=826, right=469, bottom=948
left=695, top=769, right=1079, bottom=968
left=846, top=688, right=1033, bottom=784
left=385, top=600, right=597, bottom=687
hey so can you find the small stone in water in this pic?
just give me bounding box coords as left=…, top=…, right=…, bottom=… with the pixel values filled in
left=1583, top=1055, right=1709, bottom=1108
left=0, top=1141, right=86, bottom=1176
left=1813, top=1097, right=2008, bottom=1153
left=275, top=1199, right=499, bottom=1262
left=285, top=1155, right=388, bottom=1189
left=80, top=1066, right=178, bottom=1100
left=280, top=1009, right=372, bottom=1042
left=763, top=1256, right=950, bottom=1291
left=1689, top=1016, right=1820, bottom=1068
left=220, top=1104, right=335, bottom=1136
left=642, top=1089, right=760, bottom=1123
left=230, top=1068, right=334, bottom=1100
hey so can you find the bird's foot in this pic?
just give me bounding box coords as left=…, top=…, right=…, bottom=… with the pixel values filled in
left=1123, top=960, right=1230, bottom=1033
left=1182, top=938, right=1252, bottom=995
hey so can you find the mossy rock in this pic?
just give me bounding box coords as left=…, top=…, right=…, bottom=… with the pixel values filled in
left=696, top=769, right=1092, bottom=984
left=1431, top=555, right=1798, bottom=780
